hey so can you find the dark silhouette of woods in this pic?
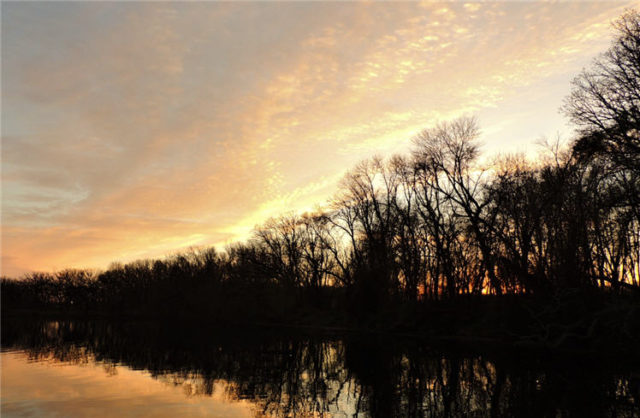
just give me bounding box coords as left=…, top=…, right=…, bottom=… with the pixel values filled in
left=3, top=10, right=640, bottom=349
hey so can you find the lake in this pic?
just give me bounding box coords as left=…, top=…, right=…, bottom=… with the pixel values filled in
left=1, top=318, right=639, bottom=417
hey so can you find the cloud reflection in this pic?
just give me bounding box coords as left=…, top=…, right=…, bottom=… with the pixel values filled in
left=1, top=351, right=255, bottom=417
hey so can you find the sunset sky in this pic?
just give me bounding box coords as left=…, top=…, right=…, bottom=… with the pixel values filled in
left=1, top=1, right=635, bottom=277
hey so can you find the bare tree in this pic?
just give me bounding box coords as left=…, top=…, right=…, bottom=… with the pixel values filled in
left=412, top=117, right=500, bottom=295
left=329, top=157, right=402, bottom=308
left=254, top=215, right=305, bottom=287
left=564, top=10, right=640, bottom=289
left=563, top=9, right=640, bottom=172
left=389, top=155, right=428, bottom=300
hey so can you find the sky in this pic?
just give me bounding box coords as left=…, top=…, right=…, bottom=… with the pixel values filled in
left=1, top=1, right=635, bottom=277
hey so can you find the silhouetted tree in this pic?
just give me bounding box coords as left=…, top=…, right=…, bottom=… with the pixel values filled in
left=564, top=9, right=640, bottom=173
left=329, top=157, right=402, bottom=313
left=489, top=155, right=549, bottom=294
left=412, top=117, right=501, bottom=295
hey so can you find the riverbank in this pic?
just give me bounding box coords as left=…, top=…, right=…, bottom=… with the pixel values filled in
left=4, top=288, right=639, bottom=360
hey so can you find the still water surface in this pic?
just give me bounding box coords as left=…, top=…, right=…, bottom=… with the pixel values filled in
left=1, top=319, right=639, bottom=417
left=2, top=350, right=257, bottom=417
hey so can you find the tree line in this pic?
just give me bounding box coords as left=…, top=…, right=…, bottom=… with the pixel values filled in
left=2, top=10, right=639, bottom=318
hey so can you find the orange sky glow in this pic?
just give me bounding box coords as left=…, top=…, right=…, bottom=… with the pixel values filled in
left=1, top=1, right=635, bottom=277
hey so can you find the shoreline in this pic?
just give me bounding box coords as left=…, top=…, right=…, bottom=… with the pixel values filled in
left=4, top=292, right=640, bottom=362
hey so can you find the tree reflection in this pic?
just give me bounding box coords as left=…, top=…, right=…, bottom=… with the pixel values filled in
left=2, top=319, right=638, bottom=417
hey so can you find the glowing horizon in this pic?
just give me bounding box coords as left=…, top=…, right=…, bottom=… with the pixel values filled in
left=1, top=1, right=634, bottom=277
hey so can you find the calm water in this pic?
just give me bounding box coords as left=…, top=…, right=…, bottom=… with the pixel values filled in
left=1, top=319, right=639, bottom=417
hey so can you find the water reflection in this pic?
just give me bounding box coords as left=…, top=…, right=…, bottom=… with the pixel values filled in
left=2, top=319, right=639, bottom=417
left=2, top=350, right=256, bottom=417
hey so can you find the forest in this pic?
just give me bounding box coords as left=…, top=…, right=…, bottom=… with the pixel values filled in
left=3, top=10, right=639, bottom=352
